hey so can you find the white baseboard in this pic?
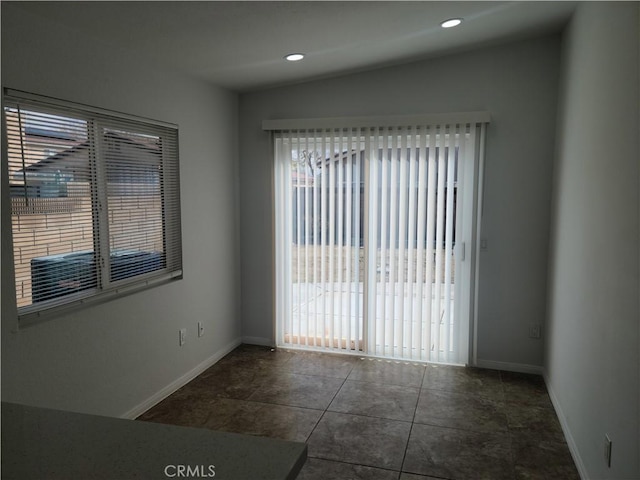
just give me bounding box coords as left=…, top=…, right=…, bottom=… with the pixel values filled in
left=544, top=371, right=587, bottom=480
left=241, top=336, right=275, bottom=347
left=121, top=336, right=242, bottom=420
left=474, top=359, right=544, bottom=375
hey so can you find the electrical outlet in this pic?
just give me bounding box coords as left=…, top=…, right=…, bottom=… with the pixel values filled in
left=198, top=322, right=204, bottom=338
left=604, top=434, right=612, bottom=467
left=179, top=328, right=186, bottom=346
left=528, top=323, right=541, bottom=339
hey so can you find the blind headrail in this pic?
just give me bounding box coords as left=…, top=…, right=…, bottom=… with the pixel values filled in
left=4, top=88, right=178, bottom=130
left=262, top=112, right=491, bottom=131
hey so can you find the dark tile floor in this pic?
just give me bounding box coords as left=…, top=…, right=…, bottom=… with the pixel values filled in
left=137, top=344, right=580, bottom=480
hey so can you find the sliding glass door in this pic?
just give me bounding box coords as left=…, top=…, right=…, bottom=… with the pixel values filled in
left=273, top=118, right=486, bottom=364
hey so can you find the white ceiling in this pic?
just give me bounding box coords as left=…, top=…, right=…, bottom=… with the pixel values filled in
left=11, top=1, right=578, bottom=92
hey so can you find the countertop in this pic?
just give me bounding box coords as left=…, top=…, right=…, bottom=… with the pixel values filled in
left=1, top=402, right=307, bottom=480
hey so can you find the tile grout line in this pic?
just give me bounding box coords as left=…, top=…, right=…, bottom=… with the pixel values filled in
left=302, top=360, right=357, bottom=444
left=498, top=369, right=518, bottom=480
left=398, top=364, right=427, bottom=477
left=303, top=456, right=404, bottom=477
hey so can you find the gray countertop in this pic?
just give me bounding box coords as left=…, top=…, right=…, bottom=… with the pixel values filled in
left=2, top=402, right=307, bottom=480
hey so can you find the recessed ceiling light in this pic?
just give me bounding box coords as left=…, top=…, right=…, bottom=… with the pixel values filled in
left=285, top=53, right=305, bottom=62
left=440, top=18, right=463, bottom=28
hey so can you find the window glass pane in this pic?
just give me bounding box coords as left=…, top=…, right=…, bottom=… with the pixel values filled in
left=104, top=127, right=166, bottom=281
left=5, top=106, right=95, bottom=307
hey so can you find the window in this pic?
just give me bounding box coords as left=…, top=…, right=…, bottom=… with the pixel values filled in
left=3, top=89, right=182, bottom=325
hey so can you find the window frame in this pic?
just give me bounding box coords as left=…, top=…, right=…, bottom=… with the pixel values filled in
left=2, top=89, right=183, bottom=327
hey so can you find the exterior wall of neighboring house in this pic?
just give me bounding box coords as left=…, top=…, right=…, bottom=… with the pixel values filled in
left=11, top=192, right=162, bottom=307
left=11, top=196, right=93, bottom=307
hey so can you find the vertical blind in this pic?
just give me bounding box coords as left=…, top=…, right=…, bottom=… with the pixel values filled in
left=4, top=89, right=182, bottom=324
left=269, top=114, right=488, bottom=364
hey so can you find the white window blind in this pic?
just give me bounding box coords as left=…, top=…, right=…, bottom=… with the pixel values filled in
left=270, top=114, right=488, bottom=364
left=3, top=89, right=182, bottom=325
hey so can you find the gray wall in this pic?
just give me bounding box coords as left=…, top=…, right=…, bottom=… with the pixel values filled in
left=239, top=35, right=562, bottom=369
left=1, top=4, right=241, bottom=417
left=546, top=3, right=639, bottom=479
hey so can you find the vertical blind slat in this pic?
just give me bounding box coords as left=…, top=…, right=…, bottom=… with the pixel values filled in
left=354, top=128, right=363, bottom=351
left=415, top=128, right=428, bottom=360
left=313, top=132, right=327, bottom=347
left=284, top=132, right=292, bottom=345
left=320, top=133, right=328, bottom=349
left=424, top=129, right=437, bottom=360
left=345, top=131, right=353, bottom=350
left=379, top=129, right=389, bottom=356
left=365, top=128, right=379, bottom=354
left=337, top=132, right=345, bottom=347
left=406, top=130, right=418, bottom=358
left=433, top=128, right=447, bottom=360
left=303, top=132, right=311, bottom=346
left=389, top=128, right=399, bottom=356
left=397, top=128, right=408, bottom=357
left=443, top=129, right=457, bottom=362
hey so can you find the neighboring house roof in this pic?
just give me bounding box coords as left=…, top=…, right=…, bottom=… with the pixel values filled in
left=25, top=126, right=78, bottom=142
left=21, top=131, right=161, bottom=175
